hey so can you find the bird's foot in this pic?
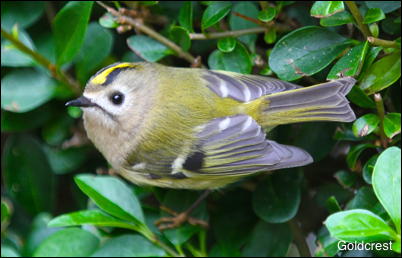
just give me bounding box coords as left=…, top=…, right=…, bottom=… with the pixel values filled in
left=155, top=206, right=208, bottom=230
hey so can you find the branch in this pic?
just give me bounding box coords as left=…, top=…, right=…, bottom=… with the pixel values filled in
left=367, top=37, right=401, bottom=49
left=1, top=28, right=81, bottom=95
left=97, top=1, right=204, bottom=67
left=288, top=218, right=311, bottom=257
left=190, top=27, right=266, bottom=40
left=345, top=1, right=372, bottom=38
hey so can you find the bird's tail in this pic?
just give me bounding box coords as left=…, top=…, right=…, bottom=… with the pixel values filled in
left=259, top=77, right=356, bottom=127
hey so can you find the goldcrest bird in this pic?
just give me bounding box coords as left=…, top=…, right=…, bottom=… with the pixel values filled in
left=66, top=62, right=356, bottom=190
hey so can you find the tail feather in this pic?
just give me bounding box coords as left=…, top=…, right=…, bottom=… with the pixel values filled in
left=261, top=77, right=356, bottom=127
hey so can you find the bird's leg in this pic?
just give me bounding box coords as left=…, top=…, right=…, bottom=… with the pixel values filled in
left=155, top=190, right=210, bottom=230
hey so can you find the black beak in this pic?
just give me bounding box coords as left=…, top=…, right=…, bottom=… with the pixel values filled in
left=65, top=96, right=96, bottom=107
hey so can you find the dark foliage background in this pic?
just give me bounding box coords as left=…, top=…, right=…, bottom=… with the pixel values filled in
left=1, top=1, right=401, bottom=257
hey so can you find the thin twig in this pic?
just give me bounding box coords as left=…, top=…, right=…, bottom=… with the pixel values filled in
left=288, top=218, right=311, bottom=257
left=190, top=27, right=266, bottom=40
left=1, top=28, right=81, bottom=95
left=367, top=37, right=401, bottom=49
left=97, top=1, right=203, bottom=67
left=374, top=93, right=388, bottom=148
left=345, top=1, right=372, bottom=38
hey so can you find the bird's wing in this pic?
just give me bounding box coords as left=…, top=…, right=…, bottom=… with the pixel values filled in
left=202, top=70, right=302, bottom=102
left=176, top=114, right=313, bottom=176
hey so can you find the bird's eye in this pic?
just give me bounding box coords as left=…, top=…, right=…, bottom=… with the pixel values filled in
left=109, top=92, right=124, bottom=105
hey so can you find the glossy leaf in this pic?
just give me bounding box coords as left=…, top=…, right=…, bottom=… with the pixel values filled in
left=1, top=69, right=56, bottom=113
left=346, top=186, right=387, bottom=219
left=127, top=35, right=173, bottom=62
left=92, top=234, right=165, bottom=257
left=264, top=28, right=277, bottom=44
left=179, top=2, right=194, bottom=32
left=75, top=22, right=113, bottom=83
left=352, top=113, right=380, bottom=137
left=383, top=113, right=401, bottom=138
left=242, top=221, right=292, bottom=257
left=346, top=143, right=376, bottom=170
left=44, top=147, right=88, bottom=175
left=320, top=11, right=354, bottom=26
left=347, top=85, right=376, bottom=109
left=1, top=198, right=12, bottom=227
left=208, top=43, right=252, bottom=74
left=327, top=42, right=369, bottom=79
left=334, top=170, right=357, bottom=188
left=359, top=51, right=401, bottom=95
left=310, top=1, right=344, bottom=18
left=3, top=135, right=55, bottom=215
left=169, top=26, right=191, bottom=52
left=98, top=13, right=118, bottom=28
left=365, top=1, right=401, bottom=14
left=217, top=37, right=236, bottom=53
left=1, top=28, right=36, bottom=67
left=74, top=174, right=145, bottom=226
left=201, top=1, right=232, bottom=30
left=229, top=2, right=259, bottom=51
left=363, top=8, right=386, bottom=24
left=33, top=228, right=99, bottom=257
left=258, top=7, right=276, bottom=22
left=1, top=1, right=44, bottom=30
left=252, top=171, right=301, bottom=223
left=362, top=154, right=378, bottom=184
left=326, top=196, right=342, bottom=214
left=269, top=26, right=351, bottom=81
left=358, top=46, right=382, bottom=80
left=49, top=209, right=137, bottom=229
left=373, top=147, right=401, bottom=234
left=53, top=1, right=93, bottom=65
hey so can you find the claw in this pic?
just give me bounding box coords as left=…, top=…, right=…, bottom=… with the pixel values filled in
left=155, top=206, right=208, bottom=230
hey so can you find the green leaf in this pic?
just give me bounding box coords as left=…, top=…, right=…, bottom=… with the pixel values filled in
left=325, top=209, right=397, bottom=242
left=229, top=2, right=259, bottom=51
left=3, top=135, right=55, bottom=215
left=383, top=113, right=401, bottom=138
left=179, top=2, right=194, bottom=32
left=315, top=227, right=339, bottom=256
left=74, top=174, right=145, bottom=226
left=264, top=28, right=277, bottom=44
left=352, top=113, right=380, bottom=137
left=75, top=22, right=113, bottom=83
left=242, top=221, right=292, bottom=257
left=363, top=8, right=386, bottom=24
left=320, top=11, right=354, bottom=27
left=41, top=114, right=73, bottom=146
left=33, top=228, right=99, bottom=257
left=49, top=209, right=137, bottom=229
left=373, top=147, right=401, bottom=234
left=359, top=51, right=401, bottom=95
left=347, top=85, right=376, bottom=109
left=1, top=245, right=20, bottom=257
left=358, top=46, right=382, bottom=80
left=1, top=198, right=12, bottom=227
left=327, top=42, right=369, bottom=79
left=44, top=147, right=88, bottom=175
left=1, top=104, right=55, bottom=132
left=346, top=143, right=376, bottom=170
left=310, top=1, right=344, bottom=18
left=326, top=196, right=342, bottom=214
left=334, top=170, right=357, bottom=188
left=346, top=186, right=387, bottom=220
left=252, top=171, right=301, bottom=223
left=98, top=13, right=118, bottom=28
left=127, top=35, right=173, bottom=62
left=92, top=234, right=165, bottom=257
left=217, top=37, right=236, bottom=53
left=269, top=26, right=351, bottom=81
left=1, top=1, right=44, bottom=30
left=258, top=7, right=276, bottom=22
left=208, top=43, right=252, bottom=74
left=365, top=1, right=401, bottom=14
left=1, top=28, right=36, bottom=67
left=201, top=1, right=232, bottom=30
left=53, top=2, right=93, bottom=65
left=1, top=69, right=56, bottom=113
left=169, top=26, right=191, bottom=52
left=362, top=154, right=378, bottom=184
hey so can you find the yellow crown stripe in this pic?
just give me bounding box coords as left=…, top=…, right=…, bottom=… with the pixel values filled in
left=91, top=63, right=137, bottom=85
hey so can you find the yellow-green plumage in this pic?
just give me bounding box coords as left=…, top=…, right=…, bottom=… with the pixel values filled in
left=67, top=62, right=356, bottom=189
